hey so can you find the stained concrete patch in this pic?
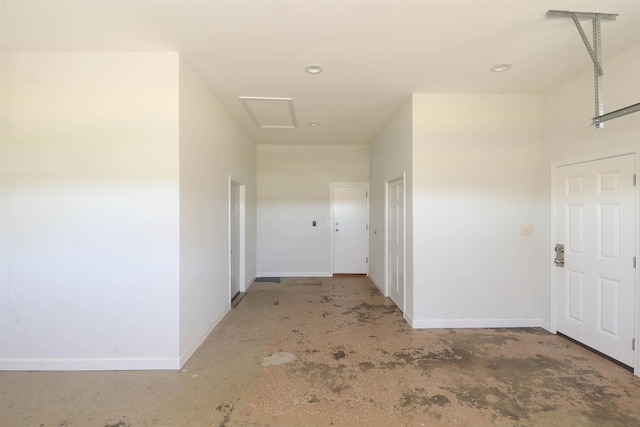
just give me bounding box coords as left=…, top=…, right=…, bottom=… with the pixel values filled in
left=297, top=361, right=347, bottom=381
left=454, top=385, right=526, bottom=420
left=400, top=389, right=451, bottom=409
left=358, top=361, right=375, bottom=372
left=333, top=350, right=346, bottom=360
left=330, top=383, right=350, bottom=394
left=262, top=352, right=297, bottom=366
left=286, top=278, right=323, bottom=286
left=341, top=302, right=399, bottom=324
left=215, top=401, right=235, bottom=427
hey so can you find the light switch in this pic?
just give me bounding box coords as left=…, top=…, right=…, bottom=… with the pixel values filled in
left=520, top=225, right=534, bottom=235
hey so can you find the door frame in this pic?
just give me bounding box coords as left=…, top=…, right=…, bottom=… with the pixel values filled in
left=330, top=182, right=369, bottom=275
left=550, top=146, right=640, bottom=377
left=229, top=177, right=246, bottom=301
left=385, top=174, right=406, bottom=312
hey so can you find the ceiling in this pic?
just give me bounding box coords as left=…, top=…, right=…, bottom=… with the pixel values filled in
left=2, top=0, right=639, bottom=145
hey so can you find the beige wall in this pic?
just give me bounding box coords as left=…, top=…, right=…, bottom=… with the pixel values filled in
left=256, top=145, right=369, bottom=276
left=411, top=93, right=543, bottom=327
left=1, top=52, right=181, bottom=369
left=178, top=58, right=256, bottom=364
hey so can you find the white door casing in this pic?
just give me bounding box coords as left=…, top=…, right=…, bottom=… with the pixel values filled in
left=388, top=177, right=405, bottom=311
left=555, top=154, right=636, bottom=367
left=332, top=183, right=368, bottom=274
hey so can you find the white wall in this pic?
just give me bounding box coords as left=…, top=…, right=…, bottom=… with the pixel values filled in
left=542, top=44, right=640, bottom=163
left=0, top=52, right=181, bottom=370
left=540, top=43, right=640, bottom=327
left=412, top=93, right=543, bottom=328
left=178, top=58, right=256, bottom=364
left=257, top=145, right=369, bottom=277
left=369, top=98, right=413, bottom=315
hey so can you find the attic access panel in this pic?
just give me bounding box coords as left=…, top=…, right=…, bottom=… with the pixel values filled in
left=239, top=96, right=298, bottom=129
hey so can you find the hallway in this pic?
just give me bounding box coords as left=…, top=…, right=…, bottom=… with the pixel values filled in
left=2, top=276, right=640, bottom=427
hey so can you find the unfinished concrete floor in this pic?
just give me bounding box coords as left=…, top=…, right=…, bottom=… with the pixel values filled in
left=2, top=276, right=640, bottom=427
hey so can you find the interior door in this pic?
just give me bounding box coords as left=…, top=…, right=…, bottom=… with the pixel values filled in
left=230, top=181, right=241, bottom=299
left=556, top=154, right=636, bottom=366
left=333, top=185, right=368, bottom=274
left=388, top=178, right=405, bottom=311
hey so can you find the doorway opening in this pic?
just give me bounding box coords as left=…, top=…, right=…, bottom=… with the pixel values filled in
left=229, top=178, right=246, bottom=303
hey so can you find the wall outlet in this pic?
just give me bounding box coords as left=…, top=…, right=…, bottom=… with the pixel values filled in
left=520, top=225, right=534, bottom=235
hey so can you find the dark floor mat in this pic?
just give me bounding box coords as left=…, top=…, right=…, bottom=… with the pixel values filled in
left=253, top=277, right=281, bottom=283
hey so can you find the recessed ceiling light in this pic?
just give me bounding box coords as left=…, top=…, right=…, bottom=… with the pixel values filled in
left=305, top=64, right=323, bottom=74
left=307, top=122, right=320, bottom=127
left=491, top=62, right=512, bottom=73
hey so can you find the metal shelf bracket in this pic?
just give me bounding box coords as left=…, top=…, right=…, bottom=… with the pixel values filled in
left=547, top=10, right=618, bottom=129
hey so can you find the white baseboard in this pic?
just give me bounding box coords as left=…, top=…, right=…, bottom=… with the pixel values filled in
left=539, top=319, right=555, bottom=333
left=243, top=275, right=257, bottom=292
left=0, top=357, right=180, bottom=371
left=404, top=311, right=414, bottom=326
left=368, top=275, right=386, bottom=296
left=179, top=304, right=231, bottom=368
left=1, top=304, right=235, bottom=371
left=256, top=272, right=332, bottom=278
left=410, top=318, right=545, bottom=329
left=240, top=276, right=256, bottom=292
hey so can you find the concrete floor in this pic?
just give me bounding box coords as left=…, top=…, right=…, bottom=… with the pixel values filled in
left=2, top=276, right=640, bottom=427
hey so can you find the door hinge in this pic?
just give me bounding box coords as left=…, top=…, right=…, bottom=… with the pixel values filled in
left=634, top=256, right=637, bottom=269
left=366, top=224, right=369, bottom=230
left=366, top=257, right=369, bottom=263
left=633, top=338, right=636, bottom=351
left=634, top=174, right=636, bottom=186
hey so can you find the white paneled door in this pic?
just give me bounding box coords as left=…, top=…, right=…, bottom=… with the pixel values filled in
left=388, top=177, right=405, bottom=311
left=556, top=154, right=636, bottom=367
left=333, top=184, right=368, bottom=274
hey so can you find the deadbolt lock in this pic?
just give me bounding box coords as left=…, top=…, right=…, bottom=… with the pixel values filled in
left=554, top=244, right=565, bottom=267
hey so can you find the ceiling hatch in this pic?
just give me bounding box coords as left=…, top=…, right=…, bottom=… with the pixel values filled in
left=239, top=96, right=298, bottom=129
